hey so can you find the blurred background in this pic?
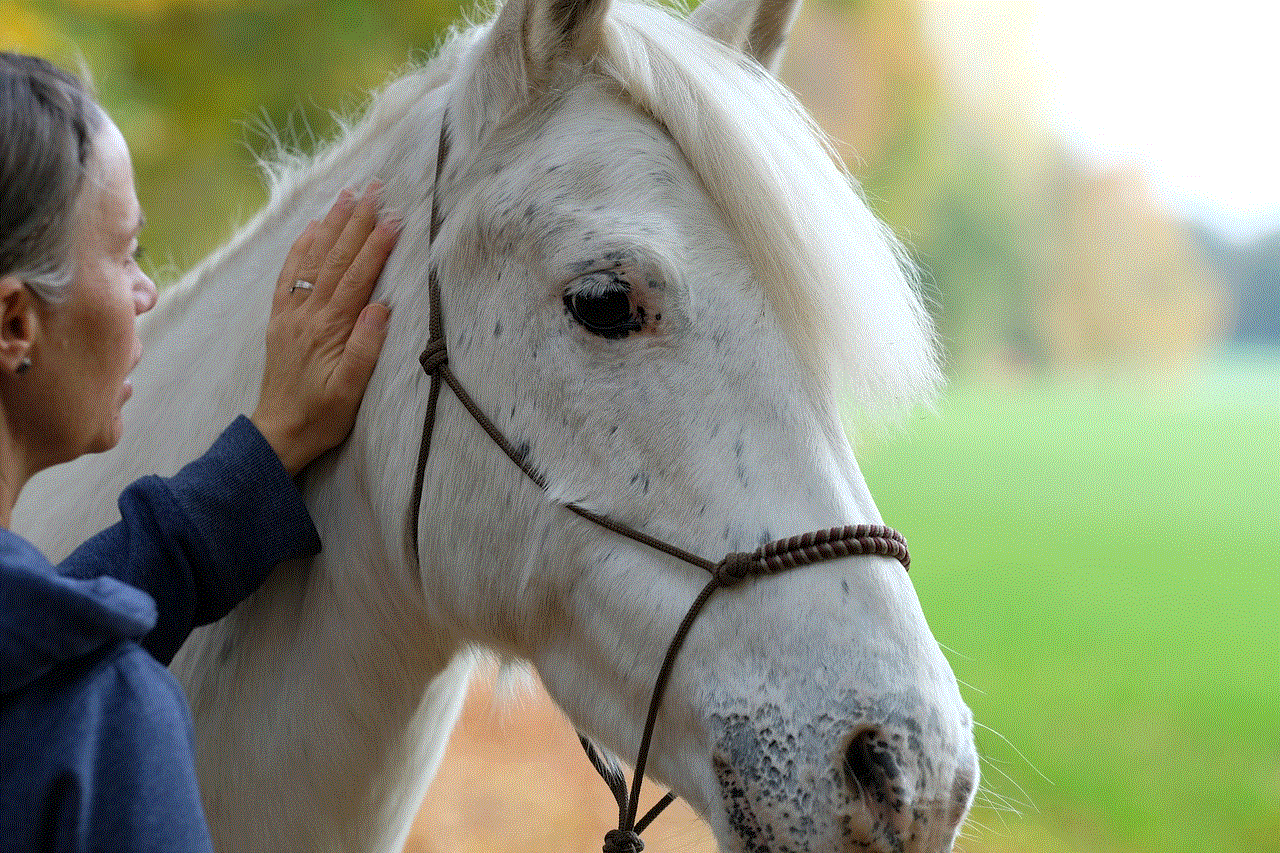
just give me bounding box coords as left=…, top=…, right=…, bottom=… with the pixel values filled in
left=6, top=1, right=1277, bottom=851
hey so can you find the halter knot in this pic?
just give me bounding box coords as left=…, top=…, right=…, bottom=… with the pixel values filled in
left=419, top=339, right=448, bottom=374
left=714, top=551, right=758, bottom=586
left=603, top=829, right=645, bottom=853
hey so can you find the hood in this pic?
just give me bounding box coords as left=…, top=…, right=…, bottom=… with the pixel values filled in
left=1, top=529, right=157, bottom=696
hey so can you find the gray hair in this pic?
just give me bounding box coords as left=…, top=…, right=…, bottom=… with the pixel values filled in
left=1, top=52, right=106, bottom=302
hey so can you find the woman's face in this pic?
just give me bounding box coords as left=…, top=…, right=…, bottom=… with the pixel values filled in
left=32, top=117, right=156, bottom=463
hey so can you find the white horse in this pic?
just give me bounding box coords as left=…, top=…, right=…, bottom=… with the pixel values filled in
left=16, top=0, right=977, bottom=850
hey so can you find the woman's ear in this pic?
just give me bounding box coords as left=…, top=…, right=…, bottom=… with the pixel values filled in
left=0, top=276, right=40, bottom=377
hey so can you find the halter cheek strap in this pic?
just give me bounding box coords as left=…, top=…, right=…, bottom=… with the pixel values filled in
left=409, top=112, right=910, bottom=853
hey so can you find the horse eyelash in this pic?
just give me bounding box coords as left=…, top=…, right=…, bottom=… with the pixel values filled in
left=567, top=270, right=631, bottom=297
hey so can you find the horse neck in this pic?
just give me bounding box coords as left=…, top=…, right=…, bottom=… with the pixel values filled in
left=170, top=88, right=498, bottom=853
left=165, top=274, right=472, bottom=853
left=172, top=546, right=468, bottom=853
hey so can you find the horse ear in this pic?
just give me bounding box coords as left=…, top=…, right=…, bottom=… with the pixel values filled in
left=688, top=0, right=802, bottom=74
left=488, top=0, right=611, bottom=89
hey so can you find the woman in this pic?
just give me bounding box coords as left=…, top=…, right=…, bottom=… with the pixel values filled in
left=0, top=53, right=399, bottom=851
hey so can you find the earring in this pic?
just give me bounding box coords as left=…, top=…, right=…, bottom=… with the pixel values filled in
left=15, top=356, right=31, bottom=375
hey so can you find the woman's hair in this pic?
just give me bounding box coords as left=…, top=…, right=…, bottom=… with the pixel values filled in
left=0, top=52, right=105, bottom=302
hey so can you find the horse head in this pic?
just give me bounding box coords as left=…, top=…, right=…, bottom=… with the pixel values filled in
left=360, top=0, right=979, bottom=849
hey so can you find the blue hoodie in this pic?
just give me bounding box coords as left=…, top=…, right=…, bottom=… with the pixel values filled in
left=0, top=416, right=321, bottom=852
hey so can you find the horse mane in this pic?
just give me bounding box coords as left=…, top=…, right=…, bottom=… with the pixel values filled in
left=598, top=1, right=940, bottom=412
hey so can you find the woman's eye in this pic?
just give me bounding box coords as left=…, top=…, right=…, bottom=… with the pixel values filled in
left=564, top=284, right=642, bottom=339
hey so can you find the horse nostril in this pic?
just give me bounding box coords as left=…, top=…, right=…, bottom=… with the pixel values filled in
left=843, top=728, right=899, bottom=798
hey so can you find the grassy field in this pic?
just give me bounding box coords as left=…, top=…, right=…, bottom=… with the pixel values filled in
left=853, top=356, right=1280, bottom=853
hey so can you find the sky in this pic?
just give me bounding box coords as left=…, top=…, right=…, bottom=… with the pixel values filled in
left=925, top=1, right=1280, bottom=244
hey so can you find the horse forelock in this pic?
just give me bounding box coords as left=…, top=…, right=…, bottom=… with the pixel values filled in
left=596, top=1, right=941, bottom=414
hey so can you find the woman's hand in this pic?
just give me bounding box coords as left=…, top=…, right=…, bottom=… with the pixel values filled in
left=251, top=185, right=400, bottom=477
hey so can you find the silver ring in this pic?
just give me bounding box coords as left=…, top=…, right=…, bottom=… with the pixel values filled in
left=290, top=279, right=314, bottom=294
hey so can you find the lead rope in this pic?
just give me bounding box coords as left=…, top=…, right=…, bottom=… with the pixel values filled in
left=408, top=114, right=911, bottom=853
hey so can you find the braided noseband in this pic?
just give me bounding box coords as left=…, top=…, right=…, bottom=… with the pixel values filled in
left=408, top=115, right=910, bottom=853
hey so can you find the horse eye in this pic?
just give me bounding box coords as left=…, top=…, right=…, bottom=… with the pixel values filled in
left=564, top=284, right=642, bottom=339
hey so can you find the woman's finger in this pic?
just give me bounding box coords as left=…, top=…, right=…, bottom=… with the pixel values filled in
left=327, top=214, right=401, bottom=320
left=272, top=220, right=317, bottom=312
left=332, top=302, right=392, bottom=405
left=314, top=183, right=382, bottom=301
left=298, top=189, right=357, bottom=284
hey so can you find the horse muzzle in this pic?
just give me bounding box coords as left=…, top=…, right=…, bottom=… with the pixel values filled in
left=710, top=690, right=978, bottom=853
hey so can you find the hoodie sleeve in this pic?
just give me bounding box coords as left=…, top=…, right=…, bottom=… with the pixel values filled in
left=56, top=416, right=321, bottom=664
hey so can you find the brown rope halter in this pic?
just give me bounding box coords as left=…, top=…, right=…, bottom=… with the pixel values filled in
left=409, top=116, right=911, bottom=853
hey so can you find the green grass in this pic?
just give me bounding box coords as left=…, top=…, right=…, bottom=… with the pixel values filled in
left=849, top=357, right=1280, bottom=853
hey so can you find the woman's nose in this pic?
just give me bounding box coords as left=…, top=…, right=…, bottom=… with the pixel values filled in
left=135, top=273, right=157, bottom=314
